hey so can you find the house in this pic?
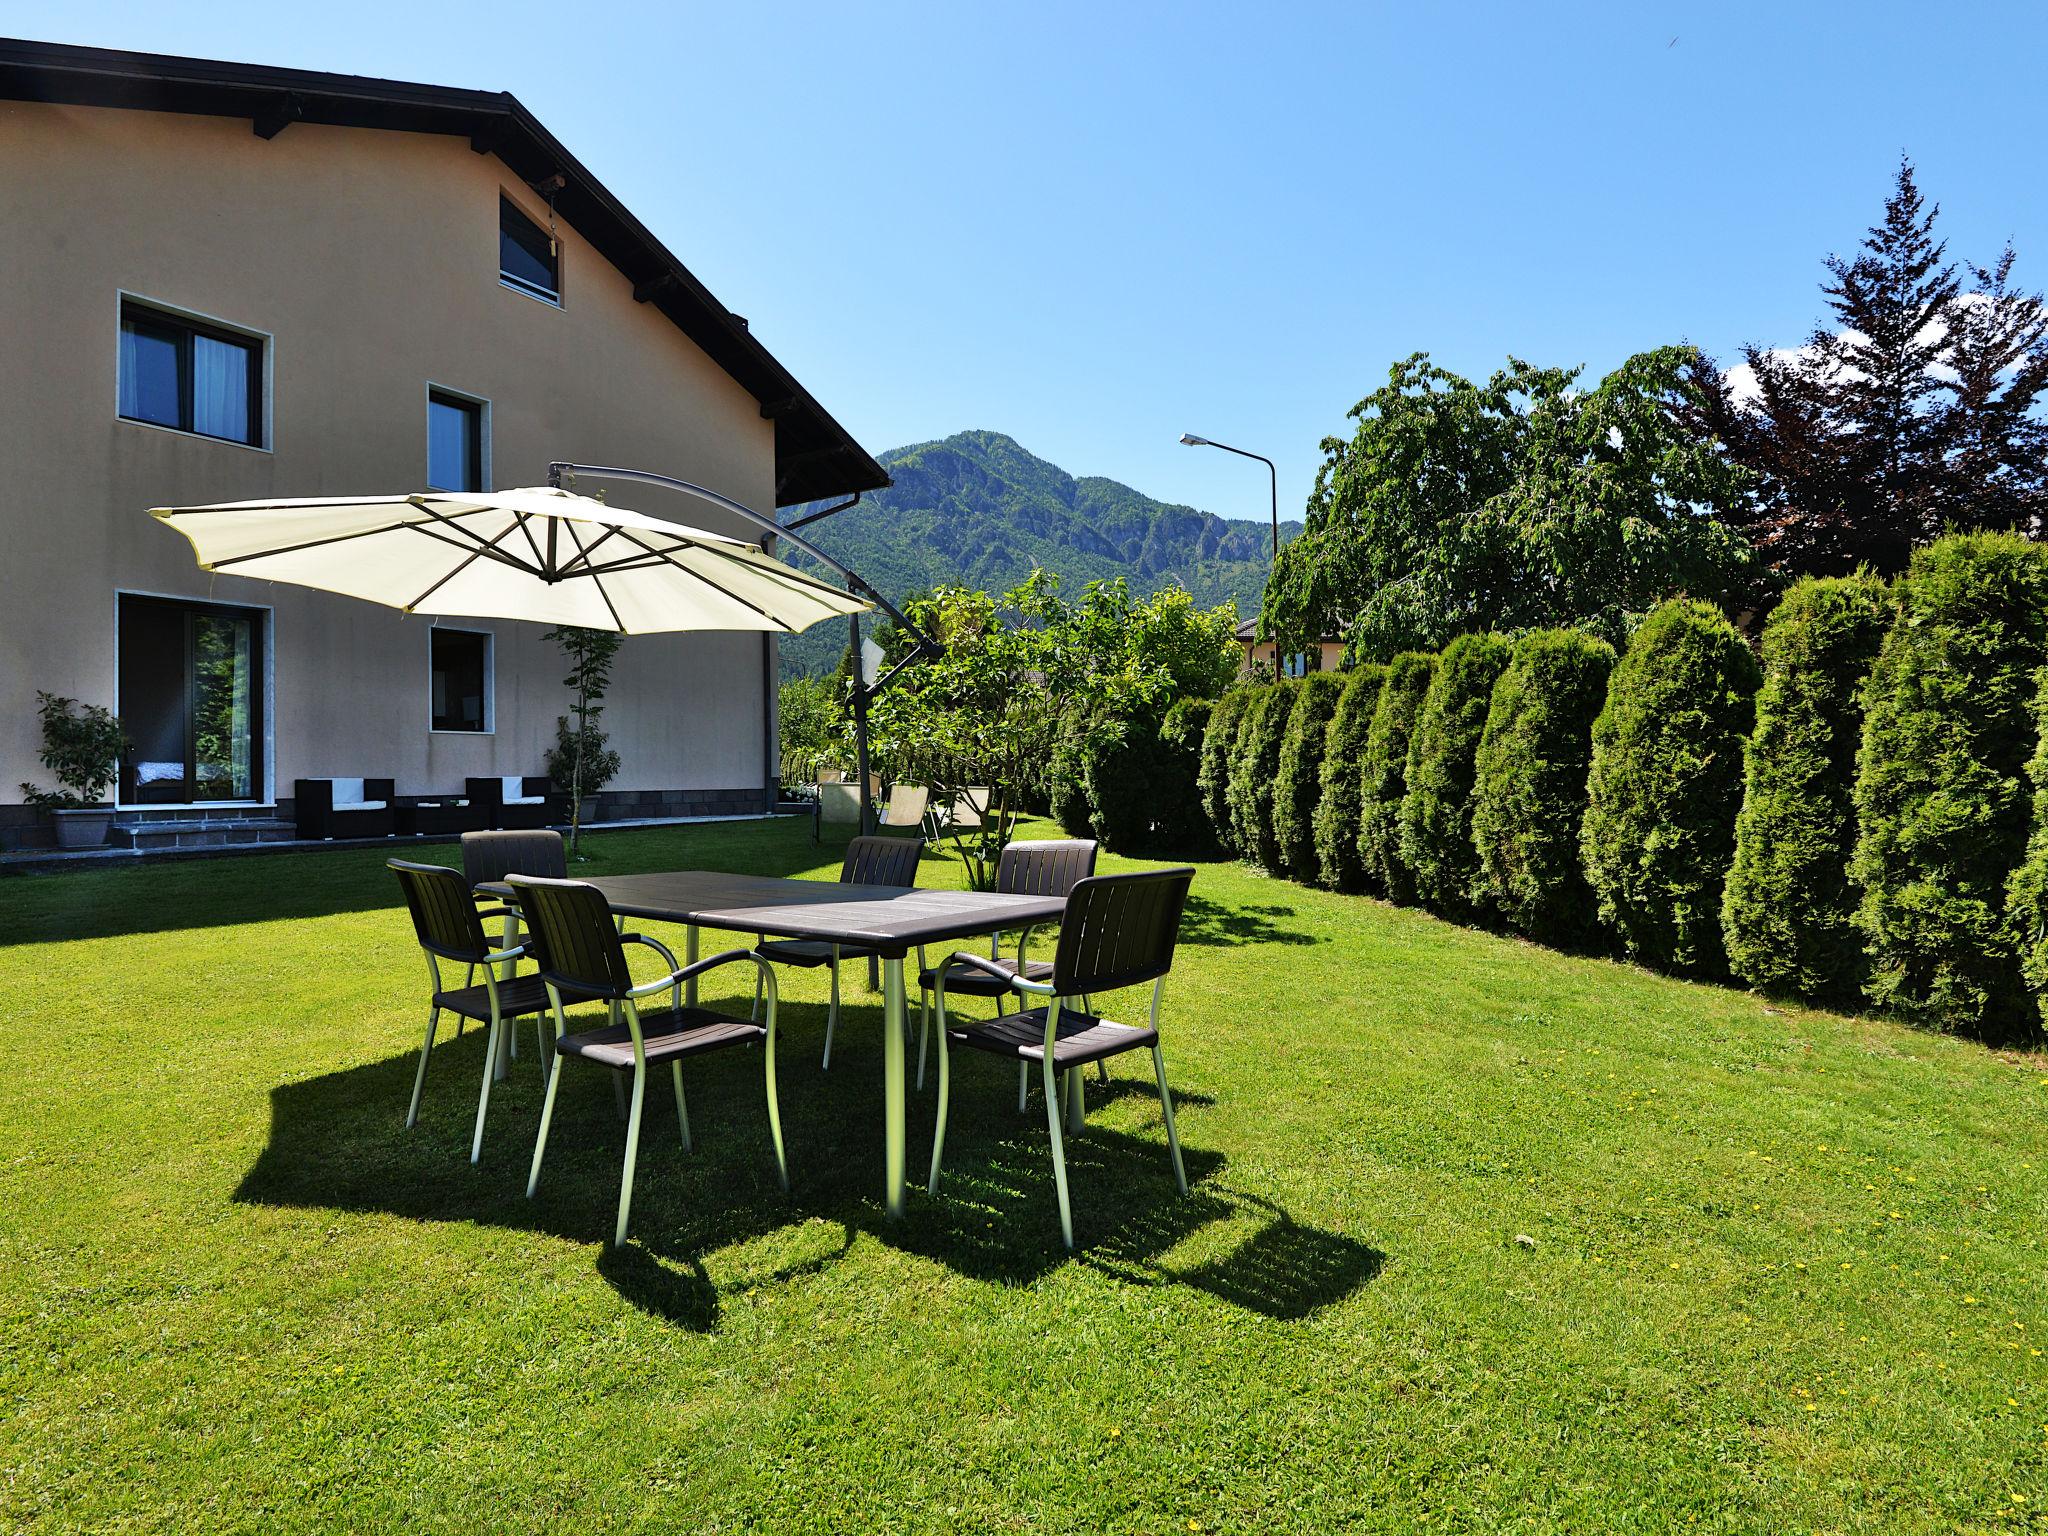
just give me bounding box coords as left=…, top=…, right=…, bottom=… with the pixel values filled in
left=0, top=39, right=889, bottom=850
left=1235, top=617, right=1344, bottom=678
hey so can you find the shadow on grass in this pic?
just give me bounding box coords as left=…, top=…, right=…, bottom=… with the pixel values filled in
left=1179, top=893, right=1319, bottom=948
left=234, top=999, right=1377, bottom=1330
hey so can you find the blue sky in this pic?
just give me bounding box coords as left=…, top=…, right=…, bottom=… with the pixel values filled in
left=11, top=1, right=2048, bottom=525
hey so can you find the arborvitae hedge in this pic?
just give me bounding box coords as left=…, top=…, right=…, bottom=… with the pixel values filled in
left=1581, top=599, right=1760, bottom=976
left=1197, top=689, right=1252, bottom=850
left=1722, top=574, right=1890, bottom=1003
left=1313, top=664, right=1387, bottom=890
left=1272, top=673, right=1348, bottom=882
left=2004, top=673, right=2048, bottom=1038
left=1470, top=628, right=1615, bottom=944
left=1047, top=706, right=1095, bottom=838
left=1399, top=632, right=1515, bottom=917
left=1228, top=681, right=1298, bottom=869
left=1087, top=699, right=1212, bottom=854
left=1852, top=532, right=2048, bottom=1039
left=1357, top=652, right=1437, bottom=901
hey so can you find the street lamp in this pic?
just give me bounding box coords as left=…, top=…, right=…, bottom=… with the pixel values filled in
left=1179, top=433, right=1279, bottom=558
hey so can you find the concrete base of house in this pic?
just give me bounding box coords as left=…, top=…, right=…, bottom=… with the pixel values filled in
left=0, top=785, right=778, bottom=856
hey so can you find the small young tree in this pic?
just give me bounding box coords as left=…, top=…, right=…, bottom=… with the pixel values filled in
left=1581, top=599, right=1760, bottom=975
left=1722, top=573, right=1891, bottom=1002
left=542, top=625, right=624, bottom=857
left=1357, top=652, right=1436, bottom=901
left=1271, top=672, right=1347, bottom=882
left=1399, top=632, right=1514, bottom=917
left=1198, top=689, right=1253, bottom=850
left=1470, top=628, right=1614, bottom=944
left=1312, top=664, right=1386, bottom=890
left=1227, top=682, right=1297, bottom=870
left=1854, top=533, right=2048, bottom=1037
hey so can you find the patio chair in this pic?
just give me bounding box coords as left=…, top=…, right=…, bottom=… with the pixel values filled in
left=506, top=874, right=786, bottom=1247
left=876, top=782, right=930, bottom=834
left=925, top=785, right=993, bottom=845
left=752, top=834, right=923, bottom=1069
left=925, top=866, right=1196, bottom=1249
left=915, top=838, right=1099, bottom=1093
left=388, top=859, right=554, bottom=1164
left=466, top=775, right=561, bottom=830
left=296, top=777, right=396, bottom=840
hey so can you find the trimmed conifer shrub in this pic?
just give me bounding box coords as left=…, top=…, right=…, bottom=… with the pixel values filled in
left=1228, top=681, right=1298, bottom=869
left=1357, top=653, right=1436, bottom=902
left=1313, top=664, right=1387, bottom=890
left=1272, top=672, right=1348, bottom=882
left=1198, top=689, right=1252, bottom=849
left=1046, top=706, right=1095, bottom=837
left=1399, top=632, right=1515, bottom=916
left=2004, top=673, right=2048, bottom=1037
left=1722, top=574, right=1891, bottom=1003
left=1079, top=698, right=1212, bottom=854
left=1581, top=599, right=1760, bottom=976
left=1470, top=628, right=1615, bottom=944
left=1853, top=533, right=2048, bottom=1038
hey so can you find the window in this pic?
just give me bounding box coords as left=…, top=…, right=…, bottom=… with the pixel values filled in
left=118, top=300, right=263, bottom=446
left=431, top=628, right=492, bottom=733
left=118, top=594, right=266, bottom=804
left=499, top=196, right=560, bottom=303
left=427, top=390, right=485, bottom=492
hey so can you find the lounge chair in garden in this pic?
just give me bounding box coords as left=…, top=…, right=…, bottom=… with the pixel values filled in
left=751, top=834, right=923, bottom=1069
left=296, top=777, right=396, bottom=840
left=927, top=785, right=993, bottom=845
left=506, top=875, right=786, bottom=1247
left=466, top=775, right=560, bottom=830
left=915, top=838, right=1098, bottom=1093
left=877, top=782, right=930, bottom=834
left=925, top=865, right=1197, bottom=1249
left=388, top=859, right=553, bottom=1164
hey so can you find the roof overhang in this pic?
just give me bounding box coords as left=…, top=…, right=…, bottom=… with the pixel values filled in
left=0, top=37, right=891, bottom=507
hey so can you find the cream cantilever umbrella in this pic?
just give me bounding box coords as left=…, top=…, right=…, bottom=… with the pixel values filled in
left=149, top=483, right=869, bottom=634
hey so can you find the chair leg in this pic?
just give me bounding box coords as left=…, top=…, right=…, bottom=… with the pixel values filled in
left=1152, top=1044, right=1188, bottom=1195
left=926, top=1010, right=952, bottom=1196
left=751, top=968, right=764, bottom=1023
left=671, top=1060, right=693, bottom=1153
left=1041, top=1056, right=1075, bottom=1250
left=406, top=1007, right=440, bottom=1128
left=614, top=1063, right=647, bottom=1246
left=821, top=949, right=840, bottom=1070
left=1067, top=1062, right=1084, bottom=1135
left=471, top=1013, right=502, bottom=1165
left=526, top=1051, right=565, bottom=1198
left=1018, top=1059, right=1029, bottom=1113
left=763, top=984, right=788, bottom=1192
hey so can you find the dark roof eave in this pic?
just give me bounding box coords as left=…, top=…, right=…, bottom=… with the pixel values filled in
left=0, top=36, right=891, bottom=505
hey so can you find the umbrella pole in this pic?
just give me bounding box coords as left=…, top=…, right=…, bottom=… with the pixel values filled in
left=849, top=610, right=875, bottom=839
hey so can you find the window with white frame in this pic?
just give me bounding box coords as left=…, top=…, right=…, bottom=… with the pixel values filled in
left=430, top=628, right=492, bottom=733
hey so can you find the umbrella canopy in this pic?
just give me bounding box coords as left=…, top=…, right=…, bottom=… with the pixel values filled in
left=150, top=485, right=868, bottom=635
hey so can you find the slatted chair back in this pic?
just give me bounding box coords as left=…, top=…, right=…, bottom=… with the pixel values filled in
left=1051, top=867, right=1196, bottom=998
left=460, top=829, right=567, bottom=889
left=506, top=876, right=634, bottom=1001
left=389, top=859, right=491, bottom=963
left=994, top=839, right=1099, bottom=899
left=842, top=834, right=921, bottom=889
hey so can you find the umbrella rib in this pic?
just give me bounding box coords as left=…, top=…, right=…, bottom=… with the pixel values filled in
left=683, top=536, right=858, bottom=616
left=403, top=516, right=534, bottom=613
left=610, top=528, right=798, bottom=632
left=409, top=502, right=545, bottom=576
left=203, top=518, right=446, bottom=571
left=560, top=519, right=628, bottom=632
left=557, top=524, right=627, bottom=574
left=511, top=511, right=550, bottom=574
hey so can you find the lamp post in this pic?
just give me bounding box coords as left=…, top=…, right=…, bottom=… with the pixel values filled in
left=1179, top=432, right=1279, bottom=559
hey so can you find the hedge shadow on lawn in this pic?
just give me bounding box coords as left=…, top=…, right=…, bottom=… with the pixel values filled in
left=234, top=999, right=1378, bottom=1329
left=1178, top=892, right=1319, bottom=948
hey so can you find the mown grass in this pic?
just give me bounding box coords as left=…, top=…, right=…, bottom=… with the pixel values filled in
left=1, top=816, right=2044, bottom=1533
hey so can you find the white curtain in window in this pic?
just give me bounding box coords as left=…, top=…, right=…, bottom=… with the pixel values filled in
left=193, top=334, right=250, bottom=442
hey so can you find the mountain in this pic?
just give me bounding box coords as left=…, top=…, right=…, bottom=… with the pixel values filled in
left=777, top=430, right=1298, bottom=675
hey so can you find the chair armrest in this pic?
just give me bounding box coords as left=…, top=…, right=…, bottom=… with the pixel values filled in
left=480, top=941, right=527, bottom=966
left=474, top=905, right=519, bottom=922
left=624, top=945, right=760, bottom=1000
left=942, top=949, right=1055, bottom=996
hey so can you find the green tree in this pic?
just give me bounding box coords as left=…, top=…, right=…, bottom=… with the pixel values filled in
left=777, top=674, right=842, bottom=773
left=1722, top=574, right=1891, bottom=1002
left=1198, top=689, right=1253, bottom=849
left=1399, top=632, right=1514, bottom=917
left=1471, top=628, right=1615, bottom=944
left=542, top=625, right=624, bottom=857
left=1271, top=672, right=1348, bottom=881
left=1853, top=533, right=2048, bottom=1037
left=1357, top=653, right=1436, bottom=901
left=1581, top=599, right=1760, bottom=975
left=1312, top=664, right=1386, bottom=891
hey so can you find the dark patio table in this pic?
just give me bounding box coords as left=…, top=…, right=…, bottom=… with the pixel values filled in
left=478, top=869, right=1068, bottom=1217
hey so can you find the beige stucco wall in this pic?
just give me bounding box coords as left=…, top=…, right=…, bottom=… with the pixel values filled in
left=1240, top=640, right=1346, bottom=676
left=0, top=100, right=790, bottom=815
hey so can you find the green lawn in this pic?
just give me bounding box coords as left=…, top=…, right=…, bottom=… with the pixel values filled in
left=1, top=817, right=2044, bottom=1533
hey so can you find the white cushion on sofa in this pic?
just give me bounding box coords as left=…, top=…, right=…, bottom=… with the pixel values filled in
left=331, top=777, right=365, bottom=804
left=335, top=800, right=386, bottom=812
left=505, top=795, right=545, bottom=806
left=500, top=776, right=525, bottom=798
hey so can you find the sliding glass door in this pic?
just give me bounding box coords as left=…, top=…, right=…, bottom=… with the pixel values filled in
left=119, top=595, right=265, bottom=804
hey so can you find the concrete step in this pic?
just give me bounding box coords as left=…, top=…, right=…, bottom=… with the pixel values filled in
left=108, top=817, right=297, bottom=851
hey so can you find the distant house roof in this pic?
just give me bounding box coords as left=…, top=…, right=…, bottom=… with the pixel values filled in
left=0, top=37, right=890, bottom=507
left=1235, top=617, right=1342, bottom=644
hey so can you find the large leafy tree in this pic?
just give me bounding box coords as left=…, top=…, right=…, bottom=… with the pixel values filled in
left=1266, top=348, right=1757, bottom=664
left=1686, top=160, right=2048, bottom=578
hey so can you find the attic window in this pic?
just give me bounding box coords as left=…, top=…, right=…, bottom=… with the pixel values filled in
left=499, top=196, right=559, bottom=304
